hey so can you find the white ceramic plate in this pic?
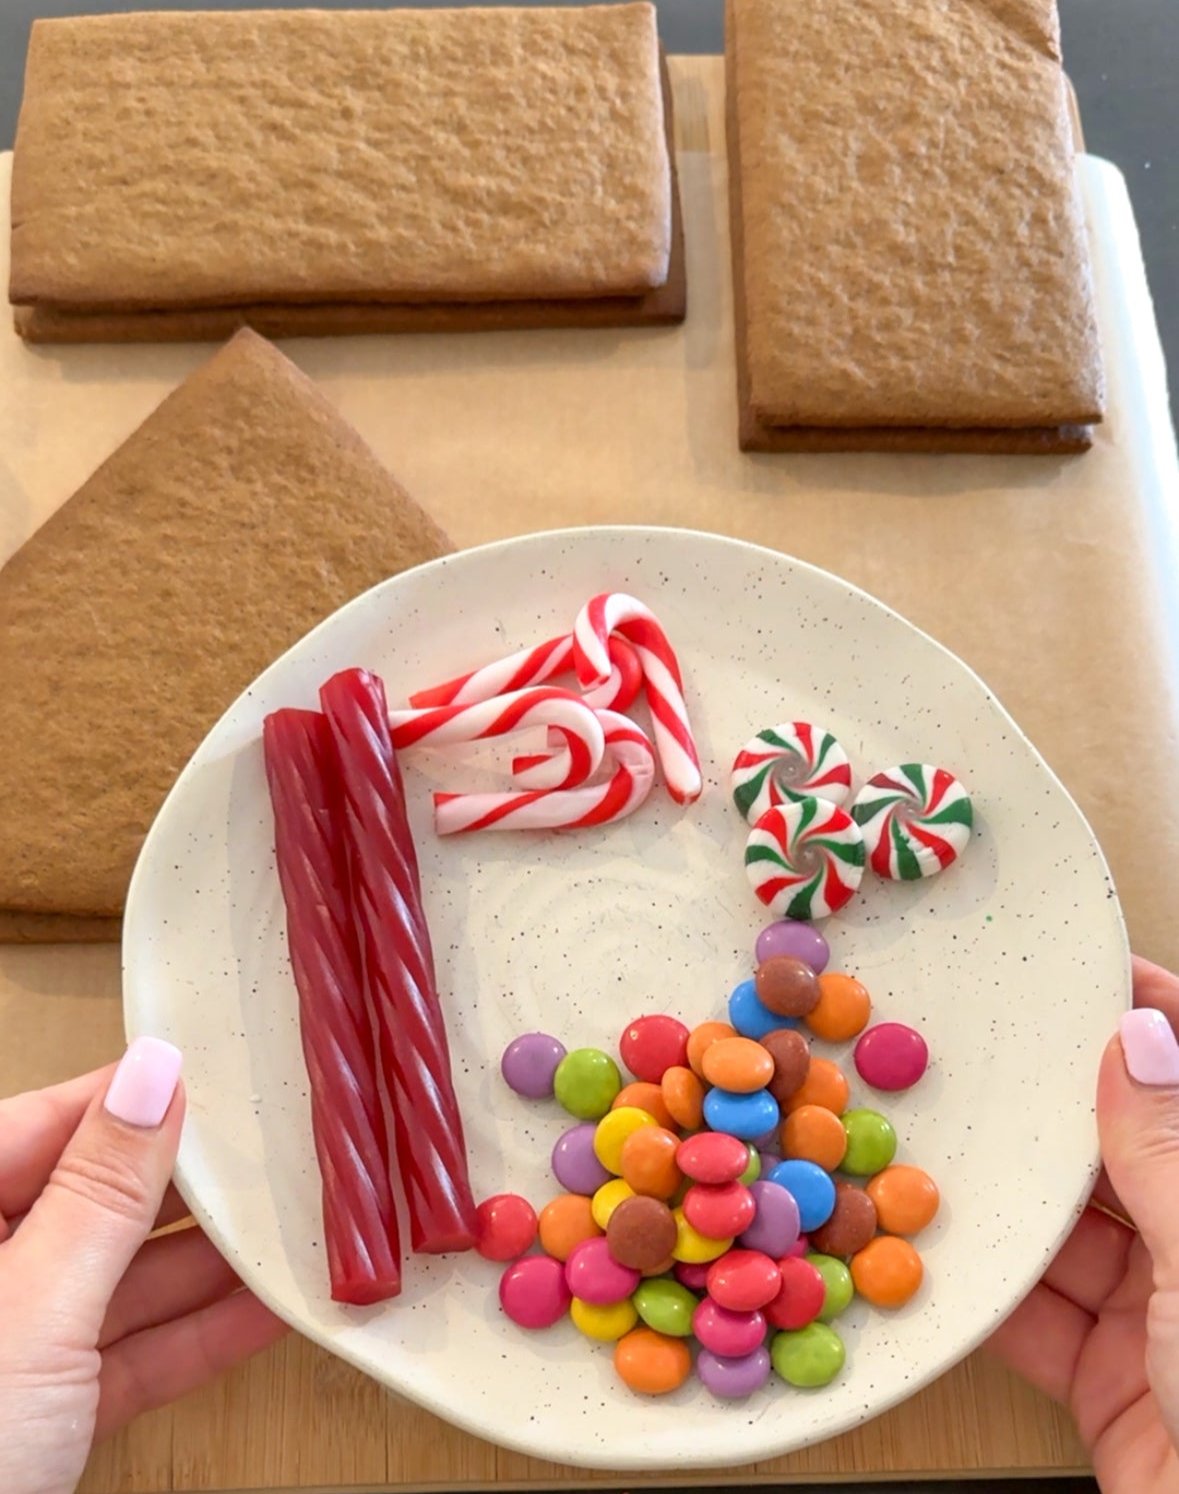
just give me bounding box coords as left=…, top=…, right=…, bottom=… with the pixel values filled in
left=123, top=526, right=1128, bottom=1470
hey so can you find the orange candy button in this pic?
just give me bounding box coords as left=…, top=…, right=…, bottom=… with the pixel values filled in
left=613, top=1081, right=676, bottom=1130
left=805, top=973, right=872, bottom=1042
left=614, top=1326, right=692, bottom=1394
left=865, top=1166, right=940, bottom=1236
left=686, top=1021, right=737, bottom=1078
left=661, top=1065, right=705, bottom=1129
left=780, top=1103, right=848, bottom=1172
left=851, top=1236, right=924, bottom=1308
left=783, top=1057, right=850, bottom=1116
left=537, top=1194, right=602, bottom=1261
left=620, top=1126, right=683, bottom=1200
left=700, top=1036, right=775, bottom=1093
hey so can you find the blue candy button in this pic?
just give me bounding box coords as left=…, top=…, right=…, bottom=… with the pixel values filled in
left=729, top=978, right=798, bottom=1040
left=703, top=1086, right=781, bottom=1141
left=767, top=1159, right=837, bottom=1231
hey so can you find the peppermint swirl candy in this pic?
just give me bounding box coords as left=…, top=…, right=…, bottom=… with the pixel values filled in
left=731, top=721, right=852, bottom=823
left=744, top=798, right=865, bottom=920
left=851, top=764, right=973, bottom=880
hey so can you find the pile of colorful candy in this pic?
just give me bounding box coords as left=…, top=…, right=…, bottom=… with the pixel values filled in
left=480, top=917, right=939, bottom=1398
left=389, top=591, right=700, bottom=834
left=734, top=722, right=973, bottom=919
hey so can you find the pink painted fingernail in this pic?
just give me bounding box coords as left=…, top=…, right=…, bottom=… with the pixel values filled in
left=104, top=1037, right=183, bottom=1128
left=1120, top=1010, right=1179, bottom=1087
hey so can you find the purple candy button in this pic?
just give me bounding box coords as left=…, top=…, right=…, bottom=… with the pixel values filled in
left=501, top=1032, right=567, bottom=1098
left=552, top=1122, right=612, bottom=1195
left=698, top=1345, right=772, bottom=1399
left=755, top=920, right=830, bottom=972
left=739, top=1179, right=800, bottom=1258
left=854, top=1022, right=929, bottom=1092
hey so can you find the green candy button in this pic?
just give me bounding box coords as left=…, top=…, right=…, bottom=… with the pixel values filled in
left=553, top=1047, right=622, bottom=1120
left=632, top=1277, right=697, bottom=1337
left=771, top=1321, right=846, bottom=1388
left=841, top=1108, right=897, bottom=1176
left=738, top=1144, right=761, bottom=1186
left=806, top=1253, right=854, bottom=1321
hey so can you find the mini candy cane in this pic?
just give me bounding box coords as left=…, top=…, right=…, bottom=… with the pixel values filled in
left=731, top=722, right=853, bottom=823
left=745, top=798, right=866, bottom=920
left=851, top=764, right=973, bottom=880
left=433, top=712, right=656, bottom=835
left=387, top=687, right=605, bottom=791
left=573, top=592, right=702, bottom=806
left=409, top=635, right=643, bottom=713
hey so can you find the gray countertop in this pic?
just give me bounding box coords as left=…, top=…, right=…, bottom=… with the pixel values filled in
left=0, top=0, right=1173, bottom=430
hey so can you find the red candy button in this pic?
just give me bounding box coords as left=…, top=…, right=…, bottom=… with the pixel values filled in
left=676, top=1132, right=751, bottom=1185
left=682, top=1181, right=756, bottom=1240
left=619, top=1015, right=691, bottom=1084
left=706, top=1248, right=782, bottom=1312
left=764, top=1255, right=826, bottom=1329
left=475, top=1193, right=538, bottom=1261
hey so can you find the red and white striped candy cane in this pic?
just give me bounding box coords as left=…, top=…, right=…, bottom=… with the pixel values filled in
left=387, top=687, right=605, bottom=791
left=409, top=635, right=642, bottom=712
left=573, top=592, right=702, bottom=806
left=433, top=712, right=656, bottom=835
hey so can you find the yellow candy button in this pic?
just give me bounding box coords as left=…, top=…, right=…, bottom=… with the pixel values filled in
left=671, top=1206, right=732, bottom=1263
left=591, top=1178, right=635, bottom=1230
left=571, top=1296, right=639, bottom=1342
left=593, top=1107, right=657, bottom=1175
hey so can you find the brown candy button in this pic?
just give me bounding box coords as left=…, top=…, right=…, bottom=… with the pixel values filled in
left=606, top=1194, right=678, bottom=1271
left=809, top=1182, right=878, bottom=1258
left=755, top=955, right=821, bottom=1017
left=759, top=1028, right=811, bottom=1106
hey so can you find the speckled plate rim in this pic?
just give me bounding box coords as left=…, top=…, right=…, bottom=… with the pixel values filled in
left=123, top=524, right=1131, bottom=1470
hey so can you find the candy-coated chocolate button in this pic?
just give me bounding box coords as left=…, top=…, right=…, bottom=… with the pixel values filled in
left=809, top=1183, right=877, bottom=1259
left=755, top=920, right=830, bottom=972
left=570, top=1296, right=638, bottom=1341
left=552, top=1122, right=612, bottom=1196
left=660, top=1065, right=705, bottom=1129
left=682, top=1181, right=756, bottom=1240
left=593, top=1106, right=657, bottom=1174
left=806, top=1252, right=855, bottom=1320
left=729, top=978, right=795, bottom=1040
left=632, top=1277, right=698, bottom=1336
left=738, top=1179, right=800, bottom=1258
left=686, top=1021, right=738, bottom=1077
left=783, top=1056, right=849, bottom=1116
left=474, top=1193, right=538, bottom=1261
left=614, top=1327, right=692, bottom=1395
left=554, top=1048, right=622, bottom=1120
left=771, top=1321, right=846, bottom=1387
left=499, top=1256, right=571, bottom=1329
left=619, top=1125, right=682, bottom=1199
left=764, top=1255, right=826, bottom=1330
left=781, top=1103, right=848, bottom=1172
left=767, top=1159, right=836, bottom=1231
left=606, top=1195, right=678, bottom=1271
left=501, top=1032, right=567, bottom=1098
left=619, top=1015, right=690, bottom=1083
left=706, top=1249, right=782, bottom=1312
left=671, top=1207, right=733, bottom=1263
left=591, top=1178, right=635, bottom=1229
left=673, top=1259, right=712, bottom=1291
left=698, top=1345, right=773, bottom=1399
left=538, top=1193, right=601, bottom=1261
left=677, top=1131, right=750, bottom=1185
left=612, top=1080, right=675, bottom=1129
left=701, top=1036, right=775, bottom=1093
left=565, top=1236, right=640, bottom=1306
left=692, top=1298, right=768, bottom=1356
left=866, top=1166, right=940, bottom=1236
left=841, top=1108, right=898, bottom=1176
left=702, top=1086, right=781, bottom=1141
left=755, top=956, right=821, bottom=1017
left=760, top=1028, right=811, bottom=1105
left=806, top=973, right=872, bottom=1042
left=851, top=1236, right=924, bottom=1307
left=854, top=1022, right=929, bottom=1091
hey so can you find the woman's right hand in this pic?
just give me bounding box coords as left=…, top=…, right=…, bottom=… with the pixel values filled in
left=989, top=955, right=1179, bottom=1492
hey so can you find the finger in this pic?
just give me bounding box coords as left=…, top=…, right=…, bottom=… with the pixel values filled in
left=95, top=1291, right=289, bottom=1442
left=1130, top=955, right=1179, bottom=1026
left=99, top=1226, right=239, bottom=1348
left=986, top=1281, right=1091, bottom=1404
left=1099, top=1002, right=1179, bottom=1287
left=1, top=1182, right=190, bottom=1243
left=1090, top=1166, right=1130, bottom=1224
left=0, top=1066, right=115, bottom=1218
left=1042, top=1205, right=1136, bottom=1316
left=10, top=1038, right=183, bottom=1338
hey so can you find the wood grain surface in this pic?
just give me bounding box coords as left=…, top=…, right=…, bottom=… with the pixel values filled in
left=1, top=52, right=1146, bottom=1492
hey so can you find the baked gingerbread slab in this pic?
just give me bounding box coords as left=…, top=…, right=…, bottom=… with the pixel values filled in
left=726, top=0, right=1104, bottom=453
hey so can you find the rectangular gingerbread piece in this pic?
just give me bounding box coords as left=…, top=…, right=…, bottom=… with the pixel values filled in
left=726, top=0, right=1104, bottom=453
left=10, top=4, right=682, bottom=336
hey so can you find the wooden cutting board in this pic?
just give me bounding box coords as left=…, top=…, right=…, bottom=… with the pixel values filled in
left=3, top=52, right=1174, bottom=1492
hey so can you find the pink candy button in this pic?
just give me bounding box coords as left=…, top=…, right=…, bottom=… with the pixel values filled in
left=499, top=1256, right=572, bottom=1329
left=854, top=1022, right=929, bottom=1092
left=692, top=1297, right=767, bottom=1357
left=564, top=1236, right=641, bottom=1305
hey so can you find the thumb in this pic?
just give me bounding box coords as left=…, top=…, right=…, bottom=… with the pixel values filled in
left=13, top=1037, right=184, bottom=1338
left=1099, top=1005, right=1179, bottom=1282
